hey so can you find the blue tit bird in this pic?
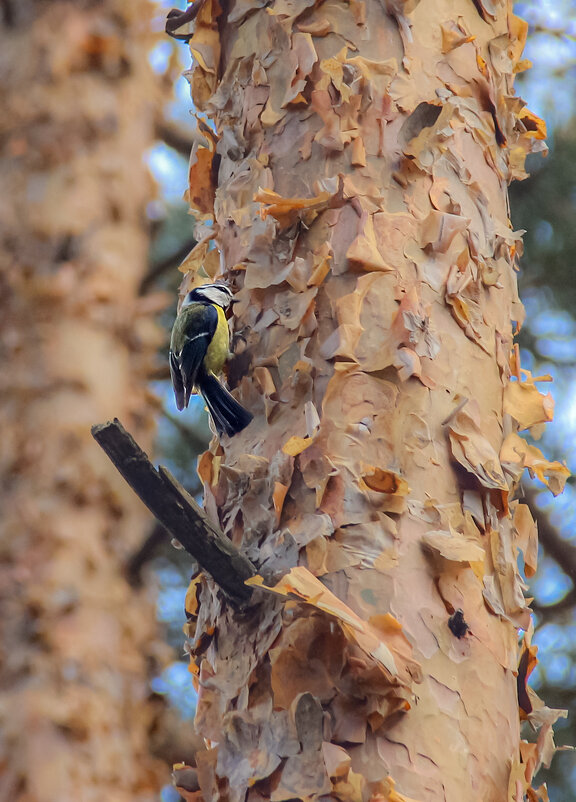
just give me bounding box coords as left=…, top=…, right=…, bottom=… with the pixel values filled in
left=169, top=283, right=253, bottom=438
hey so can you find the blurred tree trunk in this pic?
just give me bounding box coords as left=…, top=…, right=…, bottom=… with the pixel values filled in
left=174, top=1, right=560, bottom=802
left=0, top=2, right=168, bottom=800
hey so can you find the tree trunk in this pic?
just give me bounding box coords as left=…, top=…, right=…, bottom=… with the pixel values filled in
left=0, top=2, right=167, bottom=800
left=175, top=1, right=562, bottom=800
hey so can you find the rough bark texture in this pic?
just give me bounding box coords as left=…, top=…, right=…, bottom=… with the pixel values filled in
left=175, top=2, right=565, bottom=801
left=0, top=2, right=168, bottom=800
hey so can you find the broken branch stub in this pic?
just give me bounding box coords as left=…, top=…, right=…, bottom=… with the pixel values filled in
left=91, top=418, right=256, bottom=608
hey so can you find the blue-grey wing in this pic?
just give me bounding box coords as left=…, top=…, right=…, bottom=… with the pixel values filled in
left=171, top=304, right=218, bottom=409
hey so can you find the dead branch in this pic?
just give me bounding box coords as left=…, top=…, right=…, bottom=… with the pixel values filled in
left=140, top=237, right=197, bottom=294
left=125, top=521, right=170, bottom=588
left=156, top=120, right=192, bottom=158
left=524, top=486, right=576, bottom=617
left=91, top=418, right=256, bottom=608
left=162, top=408, right=209, bottom=456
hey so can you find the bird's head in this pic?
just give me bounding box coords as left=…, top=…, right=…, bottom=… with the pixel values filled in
left=182, top=283, right=235, bottom=309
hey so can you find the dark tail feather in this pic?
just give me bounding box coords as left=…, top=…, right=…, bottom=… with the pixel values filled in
left=199, top=372, right=253, bottom=437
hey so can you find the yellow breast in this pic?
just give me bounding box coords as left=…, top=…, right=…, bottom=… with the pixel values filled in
left=203, top=304, right=229, bottom=375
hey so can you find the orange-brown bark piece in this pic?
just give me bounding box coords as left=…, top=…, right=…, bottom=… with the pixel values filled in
left=174, top=1, right=564, bottom=800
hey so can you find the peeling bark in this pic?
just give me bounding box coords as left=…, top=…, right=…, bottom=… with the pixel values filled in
left=172, top=2, right=564, bottom=801
left=0, top=2, right=167, bottom=800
